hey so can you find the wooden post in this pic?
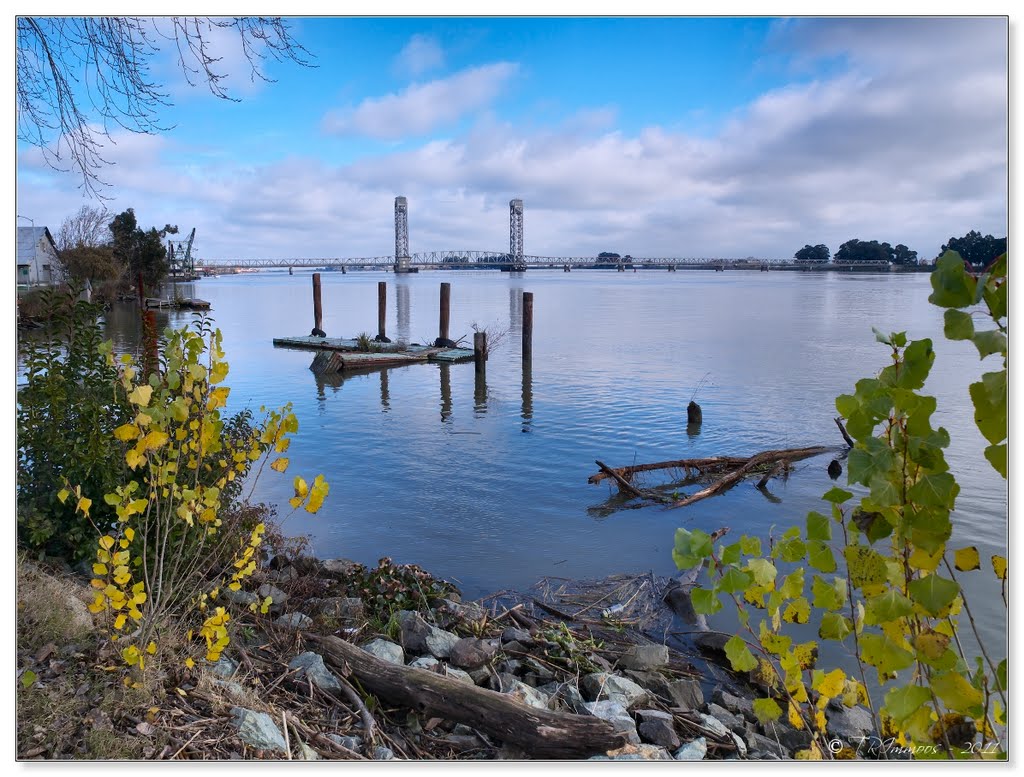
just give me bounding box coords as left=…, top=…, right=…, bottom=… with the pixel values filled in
left=474, top=331, right=487, bottom=373
left=439, top=282, right=451, bottom=342
left=312, top=273, right=323, bottom=333
left=377, top=281, right=387, bottom=340
left=522, top=291, right=533, bottom=363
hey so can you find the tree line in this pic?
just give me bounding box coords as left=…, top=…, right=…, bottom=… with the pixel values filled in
left=793, top=230, right=1006, bottom=269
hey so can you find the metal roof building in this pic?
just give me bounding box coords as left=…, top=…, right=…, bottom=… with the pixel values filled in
left=16, top=226, right=60, bottom=287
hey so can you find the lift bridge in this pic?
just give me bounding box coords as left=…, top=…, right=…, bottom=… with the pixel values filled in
left=200, top=197, right=781, bottom=272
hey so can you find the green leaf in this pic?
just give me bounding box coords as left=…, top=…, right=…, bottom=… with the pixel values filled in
left=943, top=309, right=975, bottom=341
left=863, top=590, right=914, bottom=625
left=972, top=330, right=1007, bottom=360
left=845, top=545, right=889, bottom=592
left=782, top=597, right=810, bottom=624
left=820, top=487, right=853, bottom=506
left=908, top=574, right=960, bottom=617
left=718, top=566, right=754, bottom=594
left=719, top=541, right=742, bottom=566
left=996, top=658, right=1007, bottom=692
left=774, top=536, right=806, bottom=563
left=929, top=251, right=977, bottom=308
left=860, top=633, right=915, bottom=679
left=907, top=472, right=959, bottom=508
left=673, top=528, right=713, bottom=570
left=21, top=670, right=37, bottom=688
left=691, top=587, right=722, bottom=615
left=895, top=338, right=934, bottom=390
left=807, top=541, right=836, bottom=573
left=752, top=697, right=783, bottom=725
left=739, top=535, right=762, bottom=556
left=985, top=443, right=1007, bottom=478
left=818, top=612, right=852, bottom=641
left=724, top=635, right=758, bottom=672
left=811, top=575, right=846, bottom=611
left=868, top=474, right=901, bottom=507
left=884, top=684, right=933, bottom=724
left=777, top=568, right=803, bottom=599
left=806, top=511, right=832, bottom=541
left=746, top=558, right=777, bottom=587
left=873, top=328, right=893, bottom=345
left=906, top=505, right=953, bottom=553
left=930, top=671, right=984, bottom=715
left=969, top=371, right=1007, bottom=446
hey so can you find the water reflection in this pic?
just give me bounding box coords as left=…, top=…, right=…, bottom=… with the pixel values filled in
left=396, top=281, right=411, bottom=344
left=439, top=364, right=452, bottom=422
left=508, top=285, right=524, bottom=331
left=474, top=368, right=488, bottom=415
left=379, top=369, right=390, bottom=412
left=521, top=359, right=533, bottom=432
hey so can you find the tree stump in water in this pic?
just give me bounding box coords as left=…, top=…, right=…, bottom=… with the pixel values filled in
left=687, top=401, right=702, bottom=425
left=828, top=459, right=843, bottom=480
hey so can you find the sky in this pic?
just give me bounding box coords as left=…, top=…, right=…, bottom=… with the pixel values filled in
left=13, top=15, right=1010, bottom=263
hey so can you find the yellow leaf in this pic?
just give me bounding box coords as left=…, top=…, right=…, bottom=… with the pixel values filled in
left=185, top=657, right=195, bottom=669
left=205, top=651, right=221, bottom=663
left=293, top=476, right=308, bottom=499
left=57, top=488, right=70, bottom=504
left=114, top=572, right=132, bottom=585
left=146, top=642, right=157, bottom=655
left=77, top=497, right=92, bottom=516
left=954, top=546, right=980, bottom=572
left=128, top=385, right=153, bottom=407
left=114, top=613, right=127, bottom=630
left=228, top=582, right=241, bottom=591
left=814, top=668, right=846, bottom=699
left=140, top=430, right=169, bottom=452
left=270, top=457, right=289, bottom=473
left=135, top=412, right=152, bottom=426
left=788, top=702, right=805, bottom=730
left=92, top=563, right=108, bottom=576
left=90, top=578, right=105, bottom=589
left=126, top=449, right=145, bottom=470
left=991, top=555, right=1007, bottom=580
left=114, top=424, right=140, bottom=441
left=124, top=527, right=136, bottom=542
left=99, top=535, right=115, bottom=550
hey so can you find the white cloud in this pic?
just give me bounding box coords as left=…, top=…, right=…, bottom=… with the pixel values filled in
left=322, top=63, right=519, bottom=140
left=394, top=34, right=445, bottom=77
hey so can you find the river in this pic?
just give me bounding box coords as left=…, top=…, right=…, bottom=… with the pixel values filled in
left=92, top=268, right=1006, bottom=660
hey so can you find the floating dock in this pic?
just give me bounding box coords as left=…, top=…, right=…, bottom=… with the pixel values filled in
left=273, top=335, right=474, bottom=372
left=145, top=297, right=211, bottom=310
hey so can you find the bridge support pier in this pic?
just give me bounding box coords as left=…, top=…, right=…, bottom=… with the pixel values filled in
left=563, top=264, right=571, bottom=272
left=394, top=255, right=415, bottom=274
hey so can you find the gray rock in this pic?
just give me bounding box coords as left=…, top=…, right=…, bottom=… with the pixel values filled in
left=581, top=672, right=651, bottom=708
left=209, top=655, right=238, bottom=679
left=713, top=688, right=756, bottom=721
left=221, top=588, right=259, bottom=607
left=361, top=638, right=404, bottom=665
left=745, top=731, right=789, bottom=759
left=211, top=679, right=248, bottom=702
left=636, top=709, right=680, bottom=750
left=396, top=610, right=459, bottom=659
left=589, top=744, right=673, bottom=760
left=538, top=681, right=587, bottom=713
left=500, top=677, right=550, bottom=710
left=321, top=558, right=362, bottom=578
left=583, top=700, right=641, bottom=745
left=449, top=638, right=498, bottom=669
left=231, top=707, right=288, bottom=753
left=425, top=628, right=460, bottom=659
left=268, top=565, right=298, bottom=584
left=318, top=597, right=364, bottom=622
left=437, top=598, right=486, bottom=626
left=327, top=734, right=362, bottom=751
left=501, top=627, right=534, bottom=645
left=297, top=740, right=321, bottom=760
left=674, top=737, right=708, bottom=760
left=694, top=631, right=730, bottom=654
left=468, top=668, right=491, bottom=686
left=763, top=721, right=812, bottom=752
left=698, top=712, right=732, bottom=739
left=497, top=659, right=523, bottom=675
left=826, top=704, right=874, bottom=741
left=408, top=656, right=439, bottom=670
left=730, top=731, right=748, bottom=758
left=372, top=746, right=395, bottom=760
left=522, top=657, right=555, bottom=682
left=288, top=652, right=342, bottom=692
left=619, top=644, right=670, bottom=671
left=443, top=666, right=475, bottom=685
left=257, top=583, right=288, bottom=606
left=707, top=702, right=745, bottom=734
left=665, top=677, right=704, bottom=710
left=275, top=612, right=313, bottom=629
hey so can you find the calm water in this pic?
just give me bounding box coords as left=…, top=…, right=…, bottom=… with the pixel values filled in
left=92, top=269, right=1006, bottom=654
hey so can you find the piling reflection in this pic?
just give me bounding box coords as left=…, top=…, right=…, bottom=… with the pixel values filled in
left=379, top=369, right=390, bottom=412
left=521, top=358, right=533, bottom=432
left=439, top=363, right=452, bottom=422
left=395, top=280, right=411, bottom=344
left=473, top=368, right=488, bottom=415
left=508, top=286, right=524, bottom=332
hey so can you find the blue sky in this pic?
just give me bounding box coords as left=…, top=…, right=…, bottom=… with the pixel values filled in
left=14, top=16, right=1009, bottom=262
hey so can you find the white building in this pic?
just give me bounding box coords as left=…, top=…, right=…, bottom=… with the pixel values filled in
left=17, top=226, right=61, bottom=288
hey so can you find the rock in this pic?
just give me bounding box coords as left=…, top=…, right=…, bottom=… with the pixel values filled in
left=426, top=628, right=460, bottom=659
left=361, top=638, right=404, bottom=665
left=408, top=656, right=439, bottom=670
left=581, top=672, right=651, bottom=708
left=694, top=631, right=730, bottom=654
left=582, top=700, right=640, bottom=745
left=275, top=612, right=313, bottom=629
left=687, top=400, right=702, bottom=425
left=327, top=734, right=362, bottom=752
left=763, top=721, right=812, bottom=752
left=449, top=638, right=498, bottom=669
left=674, top=737, right=708, bottom=760
left=712, top=688, right=756, bottom=721
left=745, top=731, right=788, bottom=759
left=730, top=731, right=748, bottom=758
left=521, top=657, right=555, bottom=682
left=209, top=655, right=239, bottom=679
left=635, top=709, right=680, bottom=750
left=220, top=588, right=259, bottom=607
left=665, top=677, right=704, bottom=710
left=707, top=703, right=745, bottom=734
left=288, top=652, right=342, bottom=692
left=372, top=746, right=395, bottom=760
left=497, top=659, right=523, bottom=675
left=444, top=666, right=475, bottom=685
left=499, top=676, right=550, bottom=710
left=267, top=565, right=298, bottom=584
left=396, top=610, right=460, bottom=659
left=318, top=597, right=364, bottom=622
left=231, top=707, right=288, bottom=753
left=297, top=740, right=321, bottom=760
left=500, top=628, right=534, bottom=645
left=697, top=712, right=732, bottom=739
left=437, top=599, right=486, bottom=627
left=211, top=679, right=248, bottom=702
left=257, top=583, right=288, bottom=607
left=538, top=682, right=587, bottom=713
left=590, top=743, right=673, bottom=761
left=321, top=558, right=363, bottom=578
left=618, top=644, right=670, bottom=671
left=468, top=668, right=491, bottom=686
left=826, top=705, right=874, bottom=741
left=828, top=459, right=843, bottom=480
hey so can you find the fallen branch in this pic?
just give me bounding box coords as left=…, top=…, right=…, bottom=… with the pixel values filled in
left=834, top=417, right=855, bottom=448
left=309, top=634, right=626, bottom=758
left=756, top=461, right=786, bottom=489
left=670, top=447, right=827, bottom=508
left=588, top=456, right=749, bottom=485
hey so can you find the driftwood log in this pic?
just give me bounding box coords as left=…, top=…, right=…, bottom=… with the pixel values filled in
left=589, top=446, right=831, bottom=510
left=309, top=634, right=627, bottom=758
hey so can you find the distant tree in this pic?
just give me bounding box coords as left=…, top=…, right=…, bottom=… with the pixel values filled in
left=892, top=244, right=919, bottom=266
left=109, top=208, right=178, bottom=289
left=55, top=204, right=111, bottom=251
left=54, top=205, right=123, bottom=284
left=939, top=230, right=1006, bottom=269
left=794, top=244, right=830, bottom=264
left=17, top=17, right=313, bottom=195
left=835, top=239, right=894, bottom=264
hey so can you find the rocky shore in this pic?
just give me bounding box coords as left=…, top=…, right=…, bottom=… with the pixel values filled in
left=17, top=552, right=879, bottom=761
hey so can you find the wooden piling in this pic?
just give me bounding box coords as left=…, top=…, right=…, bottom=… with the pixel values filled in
left=474, top=331, right=487, bottom=373
left=522, top=291, right=533, bottom=363
left=439, top=282, right=451, bottom=342
left=378, top=281, right=387, bottom=340
left=312, top=273, right=323, bottom=333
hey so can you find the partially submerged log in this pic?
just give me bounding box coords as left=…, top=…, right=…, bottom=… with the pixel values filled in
left=310, top=634, right=627, bottom=758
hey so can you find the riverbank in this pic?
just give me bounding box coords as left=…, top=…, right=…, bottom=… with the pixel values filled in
left=17, top=551, right=878, bottom=761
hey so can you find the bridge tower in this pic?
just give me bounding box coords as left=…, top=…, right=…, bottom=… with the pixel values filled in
left=509, top=199, right=525, bottom=271
left=394, top=196, right=412, bottom=273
